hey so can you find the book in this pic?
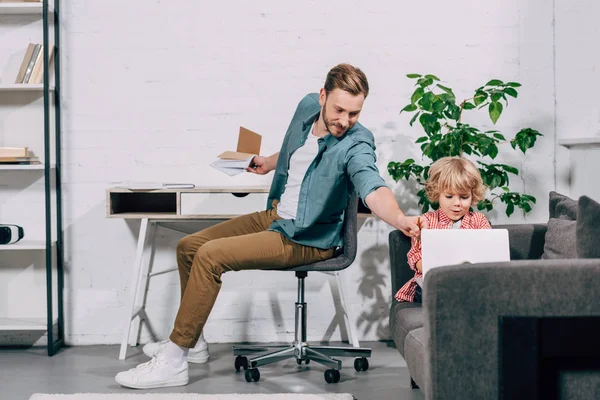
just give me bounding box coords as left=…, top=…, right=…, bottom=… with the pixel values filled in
left=210, top=156, right=254, bottom=176
left=0, top=156, right=40, bottom=164
left=15, top=44, right=35, bottom=84
left=31, top=45, right=54, bottom=84
left=22, top=44, right=41, bottom=83
left=0, top=147, right=28, bottom=157
left=210, top=127, right=261, bottom=176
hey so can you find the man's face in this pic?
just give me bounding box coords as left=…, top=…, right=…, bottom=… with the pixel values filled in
left=319, top=88, right=365, bottom=138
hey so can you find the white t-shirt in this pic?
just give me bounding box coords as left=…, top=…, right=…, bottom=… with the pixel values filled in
left=277, top=125, right=321, bottom=220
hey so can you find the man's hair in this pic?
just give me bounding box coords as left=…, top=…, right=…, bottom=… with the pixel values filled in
left=425, top=157, right=486, bottom=204
left=324, top=63, right=369, bottom=98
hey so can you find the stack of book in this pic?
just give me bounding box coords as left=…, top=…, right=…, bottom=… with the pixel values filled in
left=15, top=42, right=54, bottom=84
left=0, top=147, right=40, bottom=164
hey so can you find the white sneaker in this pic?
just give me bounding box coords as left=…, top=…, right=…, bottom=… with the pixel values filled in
left=143, top=339, right=210, bottom=364
left=115, top=354, right=188, bottom=389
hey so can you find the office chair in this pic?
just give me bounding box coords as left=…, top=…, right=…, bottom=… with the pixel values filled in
left=232, top=192, right=371, bottom=383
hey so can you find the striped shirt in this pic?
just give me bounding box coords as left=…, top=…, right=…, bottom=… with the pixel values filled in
left=394, top=209, right=491, bottom=302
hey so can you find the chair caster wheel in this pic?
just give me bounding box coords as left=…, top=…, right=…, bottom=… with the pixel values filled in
left=244, top=368, right=260, bottom=382
left=296, top=358, right=311, bottom=365
left=324, top=369, right=340, bottom=383
left=354, top=357, right=369, bottom=371
left=235, top=355, right=249, bottom=372
left=410, top=377, right=419, bottom=389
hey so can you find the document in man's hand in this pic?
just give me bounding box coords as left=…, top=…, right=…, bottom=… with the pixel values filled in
left=210, top=126, right=261, bottom=176
left=210, top=156, right=254, bottom=176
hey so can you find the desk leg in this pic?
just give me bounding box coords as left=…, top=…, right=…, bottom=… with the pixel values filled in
left=335, top=270, right=360, bottom=348
left=119, top=218, right=152, bottom=360
left=129, top=221, right=156, bottom=346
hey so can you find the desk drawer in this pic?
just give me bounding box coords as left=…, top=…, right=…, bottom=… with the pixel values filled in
left=180, top=192, right=269, bottom=216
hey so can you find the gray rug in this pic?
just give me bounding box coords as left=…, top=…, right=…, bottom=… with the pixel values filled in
left=30, top=393, right=355, bottom=400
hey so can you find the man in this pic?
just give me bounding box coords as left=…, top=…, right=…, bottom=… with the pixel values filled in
left=115, top=63, right=423, bottom=389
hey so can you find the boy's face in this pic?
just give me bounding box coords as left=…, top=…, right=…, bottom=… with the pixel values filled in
left=438, top=191, right=472, bottom=221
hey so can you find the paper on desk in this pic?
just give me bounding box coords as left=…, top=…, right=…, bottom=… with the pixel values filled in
left=210, top=156, right=254, bottom=176
left=112, top=182, right=195, bottom=190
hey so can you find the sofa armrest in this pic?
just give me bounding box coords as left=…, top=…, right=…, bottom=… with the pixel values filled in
left=422, top=259, right=600, bottom=400
left=389, top=229, right=413, bottom=297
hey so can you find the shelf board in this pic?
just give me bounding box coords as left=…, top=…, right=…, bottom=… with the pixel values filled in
left=558, top=137, right=600, bottom=149
left=0, top=240, right=54, bottom=250
left=0, top=84, right=54, bottom=92
left=0, top=317, right=54, bottom=331
left=0, top=163, right=55, bottom=170
left=0, top=3, right=50, bottom=15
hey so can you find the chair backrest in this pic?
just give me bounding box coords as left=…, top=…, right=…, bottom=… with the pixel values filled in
left=286, top=191, right=359, bottom=273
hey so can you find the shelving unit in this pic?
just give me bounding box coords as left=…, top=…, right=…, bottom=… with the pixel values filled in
left=0, top=0, right=64, bottom=356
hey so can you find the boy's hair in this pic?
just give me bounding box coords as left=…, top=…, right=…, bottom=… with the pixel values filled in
left=324, top=63, right=369, bottom=98
left=425, top=157, right=486, bottom=204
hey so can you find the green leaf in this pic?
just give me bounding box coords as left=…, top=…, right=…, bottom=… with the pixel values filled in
left=505, top=87, right=518, bottom=98
left=506, top=82, right=522, bottom=87
left=489, top=102, right=503, bottom=124
left=493, top=133, right=506, bottom=140
left=474, top=91, right=488, bottom=106
left=425, top=74, right=440, bottom=81
left=486, top=79, right=504, bottom=86
left=415, top=136, right=428, bottom=143
left=477, top=201, right=486, bottom=210
left=409, top=111, right=421, bottom=126
left=488, top=144, right=499, bottom=159
left=418, top=77, right=434, bottom=88
left=463, top=102, right=476, bottom=110
left=401, top=104, right=418, bottom=113
left=501, top=165, right=519, bottom=175
left=407, top=73, right=422, bottom=79
left=506, top=203, right=515, bottom=217
left=437, top=84, right=454, bottom=94
left=411, top=87, right=425, bottom=104
left=502, top=186, right=510, bottom=192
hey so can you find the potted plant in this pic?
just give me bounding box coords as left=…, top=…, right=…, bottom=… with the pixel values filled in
left=387, top=74, right=542, bottom=216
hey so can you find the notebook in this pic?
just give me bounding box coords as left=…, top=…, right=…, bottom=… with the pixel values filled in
left=420, top=229, right=511, bottom=280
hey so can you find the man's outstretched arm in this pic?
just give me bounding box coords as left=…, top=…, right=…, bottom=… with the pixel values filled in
left=365, top=186, right=427, bottom=237
left=247, top=152, right=280, bottom=175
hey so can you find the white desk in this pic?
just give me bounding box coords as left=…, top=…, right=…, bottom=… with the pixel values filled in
left=107, top=186, right=367, bottom=360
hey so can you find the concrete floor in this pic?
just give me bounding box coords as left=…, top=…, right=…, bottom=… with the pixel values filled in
left=0, top=341, right=424, bottom=400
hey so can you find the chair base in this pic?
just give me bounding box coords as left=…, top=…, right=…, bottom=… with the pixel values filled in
left=232, top=342, right=371, bottom=383
left=232, top=271, right=371, bottom=383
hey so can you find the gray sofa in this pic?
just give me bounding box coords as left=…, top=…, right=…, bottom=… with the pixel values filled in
left=388, top=221, right=600, bottom=399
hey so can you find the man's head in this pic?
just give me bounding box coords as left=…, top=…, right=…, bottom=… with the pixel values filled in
left=319, top=64, right=369, bottom=137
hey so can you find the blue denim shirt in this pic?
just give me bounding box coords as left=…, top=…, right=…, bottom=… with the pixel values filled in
left=267, top=93, right=386, bottom=249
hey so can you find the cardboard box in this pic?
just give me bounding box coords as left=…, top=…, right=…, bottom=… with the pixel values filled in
left=218, top=126, right=262, bottom=161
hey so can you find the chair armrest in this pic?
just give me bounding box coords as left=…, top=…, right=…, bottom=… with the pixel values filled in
left=422, top=259, right=600, bottom=400
left=388, top=230, right=413, bottom=296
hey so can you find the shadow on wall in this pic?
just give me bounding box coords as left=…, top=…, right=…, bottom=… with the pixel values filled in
left=356, top=243, right=391, bottom=339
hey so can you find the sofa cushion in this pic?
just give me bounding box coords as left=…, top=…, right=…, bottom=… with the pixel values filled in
left=404, top=327, right=427, bottom=389
left=541, top=219, right=578, bottom=259
left=542, top=192, right=578, bottom=260
left=576, top=196, right=600, bottom=258
left=549, top=191, right=578, bottom=220
left=389, top=300, right=423, bottom=357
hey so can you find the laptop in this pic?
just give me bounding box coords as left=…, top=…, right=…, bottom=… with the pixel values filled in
left=418, top=229, right=511, bottom=283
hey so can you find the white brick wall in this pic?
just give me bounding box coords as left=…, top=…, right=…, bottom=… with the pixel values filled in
left=2, top=0, right=596, bottom=346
